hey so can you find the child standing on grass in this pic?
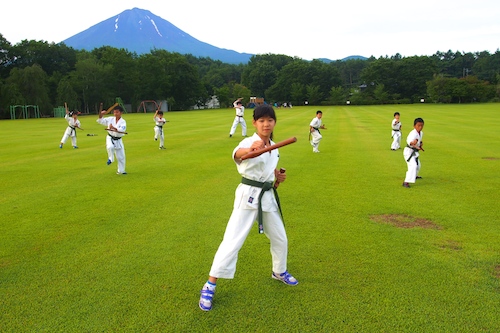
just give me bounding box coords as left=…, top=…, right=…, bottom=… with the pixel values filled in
left=199, top=104, right=298, bottom=312
left=391, top=112, right=402, bottom=150
left=59, top=110, right=82, bottom=149
left=403, top=118, right=424, bottom=188
left=153, top=110, right=167, bottom=149
left=309, top=110, right=326, bottom=153
left=229, top=98, right=247, bottom=138
left=97, top=105, right=127, bottom=175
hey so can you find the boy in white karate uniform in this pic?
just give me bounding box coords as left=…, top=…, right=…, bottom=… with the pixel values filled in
left=59, top=110, right=82, bottom=149
left=229, top=98, right=247, bottom=137
left=153, top=110, right=167, bottom=149
left=403, top=118, right=424, bottom=188
left=309, top=110, right=326, bottom=153
left=97, top=105, right=127, bottom=175
left=199, top=104, right=297, bottom=312
left=391, top=112, right=402, bottom=150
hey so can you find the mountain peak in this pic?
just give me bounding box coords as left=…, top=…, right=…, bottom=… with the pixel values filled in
left=63, top=8, right=253, bottom=64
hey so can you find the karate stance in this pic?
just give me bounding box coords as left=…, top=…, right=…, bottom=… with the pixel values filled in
left=59, top=110, right=82, bottom=149
left=153, top=110, right=167, bottom=149
left=391, top=112, right=402, bottom=150
left=402, top=118, right=424, bottom=188
left=199, top=104, right=298, bottom=312
left=229, top=98, right=247, bottom=137
left=97, top=105, right=127, bottom=175
left=309, top=110, right=326, bottom=153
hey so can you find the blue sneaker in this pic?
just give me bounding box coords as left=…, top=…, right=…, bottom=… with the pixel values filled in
left=116, top=172, right=127, bottom=175
left=272, top=271, right=298, bottom=285
left=73, top=146, right=78, bottom=149
left=59, top=144, right=62, bottom=148
left=199, top=289, right=214, bottom=311
left=106, top=159, right=112, bottom=165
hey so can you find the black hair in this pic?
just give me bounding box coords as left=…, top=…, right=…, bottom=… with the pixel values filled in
left=414, top=117, right=424, bottom=125
left=158, top=111, right=164, bottom=115
left=316, top=110, right=322, bottom=115
left=114, top=105, right=124, bottom=112
left=394, top=112, right=400, bottom=116
left=253, top=104, right=276, bottom=121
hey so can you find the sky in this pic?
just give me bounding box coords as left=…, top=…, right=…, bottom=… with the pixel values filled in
left=1, top=0, right=499, bottom=61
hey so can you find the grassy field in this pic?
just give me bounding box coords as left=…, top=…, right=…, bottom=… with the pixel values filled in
left=0, top=104, right=499, bottom=332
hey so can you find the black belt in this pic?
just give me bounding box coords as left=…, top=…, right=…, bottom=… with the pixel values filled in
left=406, top=145, right=419, bottom=162
left=241, top=177, right=283, bottom=234
left=108, top=134, right=122, bottom=140
left=392, top=129, right=400, bottom=131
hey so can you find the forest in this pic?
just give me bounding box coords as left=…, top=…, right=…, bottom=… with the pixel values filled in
left=1, top=33, right=499, bottom=118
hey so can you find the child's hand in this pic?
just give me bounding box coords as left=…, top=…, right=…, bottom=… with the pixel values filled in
left=275, top=169, right=286, bottom=183
left=250, top=140, right=265, bottom=151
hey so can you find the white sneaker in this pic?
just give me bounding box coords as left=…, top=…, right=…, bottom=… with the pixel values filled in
left=272, top=271, right=298, bottom=285
left=199, top=288, right=215, bottom=311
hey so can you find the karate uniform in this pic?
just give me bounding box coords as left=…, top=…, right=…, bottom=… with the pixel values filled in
left=154, top=116, right=166, bottom=147
left=209, top=133, right=288, bottom=279
left=97, top=116, right=127, bottom=174
left=60, top=114, right=81, bottom=147
left=309, top=117, right=323, bottom=152
left=403, top=128, right=423, bottom=183
left=391, top=119, right=402, bottom=150
left=229, top=103, right=247, bottom=137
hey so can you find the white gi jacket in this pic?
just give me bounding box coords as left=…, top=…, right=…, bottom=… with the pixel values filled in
left=232, top=133, right=279, bottom=212
left=96, top=117, right=127, bottom=149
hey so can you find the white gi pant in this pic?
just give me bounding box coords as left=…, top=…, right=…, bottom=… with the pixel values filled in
left=310, top=130, right=322, bottom=152
left=209, top=209, right=288, bottom=279
left=61, top=127, right=77, bottom=146
left=229, top=116, right=247, bottom=136
left=403, top=147, right=420, bottom=183
left=106, top=135, right=126, bottom=173
left=154, top=125, right=164, bottom=147
left=391, top=130, right=401, bottom=150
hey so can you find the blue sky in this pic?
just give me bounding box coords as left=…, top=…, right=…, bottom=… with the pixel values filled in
left=2, top=0, right=499, bottom=60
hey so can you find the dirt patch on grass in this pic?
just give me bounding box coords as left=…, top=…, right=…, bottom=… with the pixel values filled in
left=482, top=157, right=500, bottom=160
left=494, top=265, right=500, bottom=279
left=370, top=214, right=441, bottom=229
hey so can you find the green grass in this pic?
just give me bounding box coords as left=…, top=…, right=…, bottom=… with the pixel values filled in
left=0, top=104, right=499, bottom=332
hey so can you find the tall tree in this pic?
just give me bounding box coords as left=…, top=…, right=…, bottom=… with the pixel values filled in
left=6, top=64, right=51, bottom=112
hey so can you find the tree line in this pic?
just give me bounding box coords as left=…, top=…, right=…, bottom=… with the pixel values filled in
left=1, top=33, right=499, bottom=118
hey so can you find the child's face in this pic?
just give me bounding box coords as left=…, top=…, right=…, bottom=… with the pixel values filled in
left=317, top=113, right=323, bottom=119
left=253, top=116, right=276, bottom=138
left=395, top=114, right=400, bottom=120
left=414, top=122, right=424, bottom=132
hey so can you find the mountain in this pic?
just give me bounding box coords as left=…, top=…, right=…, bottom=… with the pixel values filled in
left=62, top=8, right=253, bottom=64
left=62, top=7, right=366, bottom=64
left=318, top=55, right=368, bottom=63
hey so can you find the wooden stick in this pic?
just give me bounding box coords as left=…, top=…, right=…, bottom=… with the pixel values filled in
left=240, top=137, right=297, bottom=160
left=105, top=128, right=128, bottom=135
left=102, top=102, right=119, bottom=115
left=274, top=168, right=286, bottom=189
